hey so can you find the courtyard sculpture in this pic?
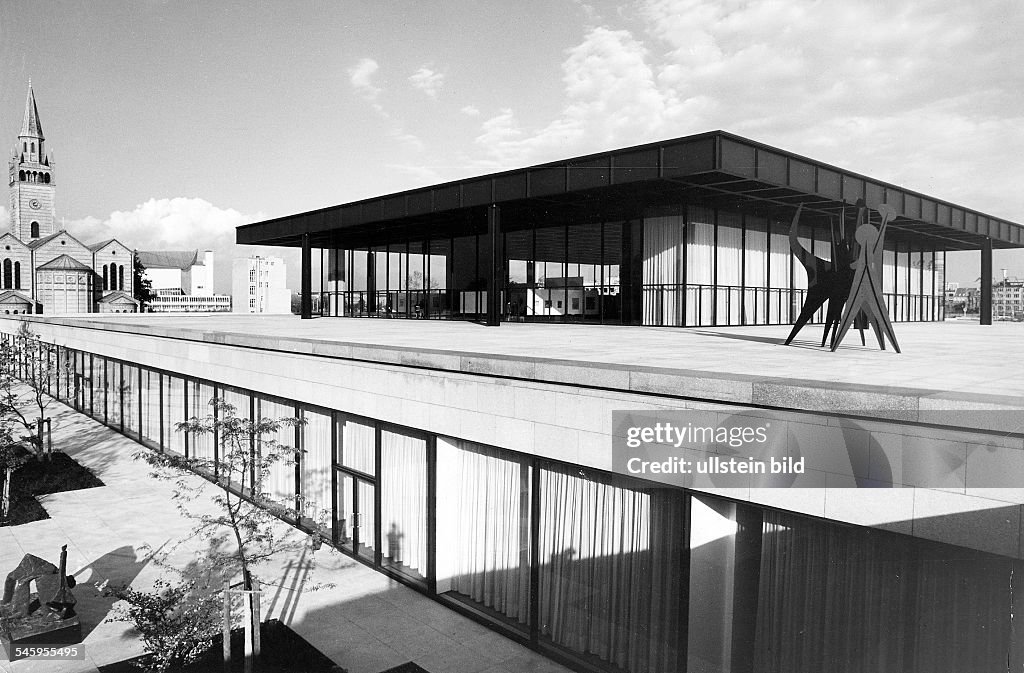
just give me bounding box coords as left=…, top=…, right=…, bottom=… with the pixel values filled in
left=0, top=545, right=81, bottom=651
left=785, top=198, right=900, bottom=352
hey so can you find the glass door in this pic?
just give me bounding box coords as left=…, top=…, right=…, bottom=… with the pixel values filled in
left=335, top=470, right=376, bottom=563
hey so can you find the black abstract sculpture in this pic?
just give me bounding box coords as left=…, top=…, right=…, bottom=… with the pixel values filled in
left=0, top=545, right=81, bottom=654
left=831, top=203, right=900, bottom=352
left=785, top=199, right=899, bottom=352
left=784, top=204, right=855, bottom=347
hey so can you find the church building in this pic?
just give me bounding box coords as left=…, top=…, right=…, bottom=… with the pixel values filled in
left=0, top=82, right=138, bottom=315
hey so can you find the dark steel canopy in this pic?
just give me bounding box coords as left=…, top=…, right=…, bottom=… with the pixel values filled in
left=237, top=130, right=1024, bottom=252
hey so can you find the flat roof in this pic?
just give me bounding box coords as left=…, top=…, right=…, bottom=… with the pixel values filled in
left=18, top=315, right=1024, bottom=432
left=238, top=130, right=1024, bottom=252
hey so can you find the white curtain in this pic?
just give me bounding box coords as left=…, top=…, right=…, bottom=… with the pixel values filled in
left=122, top=365, right=138, bottom=434
left=812, top=236, right=832, bottom=323
left=745, top=220, right=768, bottom=325
left=140, top=369, right=160, bottom=445
left=341, top=419, right=376, bottom=475
left=382, top=429, right=427, bottom=576
left=301, top=409, right=332, bottom=524
left=755, top=510, right=1021, bottom=673
left=717, top=214, right=742, bottom=325
left=188, top=381, right=214, bottom=462
left=687, top=208, right=715, bottom=326
left=162, top=376, right=185, bottom=455
left=91, top=357, right=106, bottom=423
left=769, top=226, right=790, bottom=324
left=258, top=398, right=297, bottom=509
left=883, top=248, right=896, bottom=293
left=221, top=389, right=249, bottom=421
left=358, top=479, right=376, bottom=555
left=436, top=438, right=531, bottom=625
left=539, top=467, right=686, bottom=673
left=642, top=215, right=685, bottom=326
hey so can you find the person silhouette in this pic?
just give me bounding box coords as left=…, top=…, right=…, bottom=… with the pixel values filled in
left=386, top=523, right=404, bottom=565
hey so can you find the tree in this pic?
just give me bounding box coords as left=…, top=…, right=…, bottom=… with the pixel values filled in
left=133, top=253, right=155, bottom=312
left=0, top=322, right=58, bottom=458
left=0, top=406, right=29, bottom=523
left=0, top=323, right=57, bottom=520
left=408, top=270, right=440, bottom=290
left=101, top=577, right=221, bottom=673
left=129, top=397, right=327, bottom=668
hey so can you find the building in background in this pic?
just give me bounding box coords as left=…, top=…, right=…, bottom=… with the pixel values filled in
left=0, top=82, right=137, bottom=314
left=992, top=276, right=1024, bottom=319
left=137, top=249, right=231, bottom=312
left=232, top=255, right=290, bottom=313
left=138, top=249, right=214, bottom=296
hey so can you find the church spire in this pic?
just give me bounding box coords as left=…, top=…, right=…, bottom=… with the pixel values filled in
left=20, top=80, right=44, bottom=140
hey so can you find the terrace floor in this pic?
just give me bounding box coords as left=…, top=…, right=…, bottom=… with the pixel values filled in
left=25, top=314, right=1024, bottom=408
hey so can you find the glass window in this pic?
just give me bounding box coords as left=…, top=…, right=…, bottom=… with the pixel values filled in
left=883, top=247, right=896, bottom=294
left=91, top=356, right=106, bottom=423
left=381, top=428, right=428, bottom=580
left=59, top=348, right=74, bottom=404
left=535, top=226, right=566, bottom=320
left=436, top=438, right=531, bottom=629
left=717, top=211, right=742, bottom=325
left=744, top=216, right=768, bottom=325
left=755, top=509, right=1019, bottom=672
left=257, top=397, right=298, bottom=512
left=538, top=465, right=686, bottom=671
left=221, top=388, right=250, bottom=422
left=187, top=381, right=215, bottom=463
left=107, top=360, right=121, bottom=429
left=163, top=375, right=185, bottom=455
left=140, top=369, right=160, bottom=448
left=340, top=417, right=375, bottom=476
left=768, top=220, right=791, bottom=324
left=300, top=408, right=333, bottom=530
left=643, top=213, right=685, bottom=326
left=122, top=364, right=139, bottom=436
left=687, top=206, right=715, bottom=325
left=602, top=221, right=622, bottom=323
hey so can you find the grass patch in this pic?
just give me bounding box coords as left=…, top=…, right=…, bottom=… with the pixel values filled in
left=2, top=451, right=104, bottom=526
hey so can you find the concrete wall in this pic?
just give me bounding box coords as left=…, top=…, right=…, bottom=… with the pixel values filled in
left=2, top=315, right=1021, bottom=560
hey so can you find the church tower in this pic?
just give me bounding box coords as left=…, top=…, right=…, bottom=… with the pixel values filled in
left=8, top=81, right=56, bottom=242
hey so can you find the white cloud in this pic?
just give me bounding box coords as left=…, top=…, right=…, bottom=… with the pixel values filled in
left=67, top=197, right=253, bottom=251
left=460, top=105, right=480, bottom=116
left=385, top=163, right=443, bottom=185
left=468, top=0, right=1024, bottom=218
left=388, top=128, right=424, bottom=152
left=66, top=198, right=262, bottom=294
left=348, top=57, right=382, bottom=103
left=409, top=66, right=444, bottom=98
left=472, top=27, right=667, bottom=168
left=0, top=207, right=9, bottom=233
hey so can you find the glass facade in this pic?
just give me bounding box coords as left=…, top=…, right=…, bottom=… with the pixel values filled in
left=318, top=205, right=945, bottom=327
left=8, top=333, right=1017, bottom=673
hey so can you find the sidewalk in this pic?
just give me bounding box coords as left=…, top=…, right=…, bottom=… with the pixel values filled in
left=0, top=400, right=571, bottom=673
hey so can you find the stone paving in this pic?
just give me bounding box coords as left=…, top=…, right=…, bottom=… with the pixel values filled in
left=24, top=314, right=1024, bottom=401
left=0, top=400, right=571, bottom=673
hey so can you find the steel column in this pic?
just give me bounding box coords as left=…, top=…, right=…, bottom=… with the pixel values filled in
left=301, top=233, right=312, bottom=319
left=485, top=204, right=502, bottom=326
left=981, top=237, right=992, bottom=325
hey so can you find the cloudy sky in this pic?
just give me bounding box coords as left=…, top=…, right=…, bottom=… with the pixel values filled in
left=0, top=0, right=1021, bottom=291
